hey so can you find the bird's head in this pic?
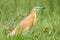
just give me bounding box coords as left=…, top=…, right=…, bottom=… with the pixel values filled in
left=30, top=6, right=45, bottom=14
left=33, top=6, right=45, bottom=11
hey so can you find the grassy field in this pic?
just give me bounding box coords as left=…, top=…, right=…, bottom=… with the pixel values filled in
left=0, top=0, right=60, bottom=40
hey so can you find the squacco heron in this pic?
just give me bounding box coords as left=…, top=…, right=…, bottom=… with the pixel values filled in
left=7, top=6, right=45, bottom=36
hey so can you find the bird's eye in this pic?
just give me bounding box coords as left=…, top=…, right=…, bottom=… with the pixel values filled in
left=36, top=8, right=38, bottom=9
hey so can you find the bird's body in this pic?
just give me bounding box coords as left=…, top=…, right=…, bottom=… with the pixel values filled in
left=20, top=9, right=36, bottom=31
left=7, top=6, right=45, bottom=36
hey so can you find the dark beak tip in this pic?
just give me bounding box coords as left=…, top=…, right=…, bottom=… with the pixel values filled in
left=43, top=7, right=45, bottom=9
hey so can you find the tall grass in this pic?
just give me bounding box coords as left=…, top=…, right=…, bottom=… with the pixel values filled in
left=0, top=0, right=60, bottom=40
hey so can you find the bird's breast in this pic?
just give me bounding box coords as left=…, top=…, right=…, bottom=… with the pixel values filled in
left=20, top=13, right=36, bottom=31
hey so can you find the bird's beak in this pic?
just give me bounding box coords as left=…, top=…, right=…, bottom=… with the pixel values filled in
left=42, top=7, right=45, bottom=9
left=38, top=7, right=45, bottom=10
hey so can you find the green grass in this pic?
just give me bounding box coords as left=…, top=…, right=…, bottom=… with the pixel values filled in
left=0, top=0, right=60, bottom=40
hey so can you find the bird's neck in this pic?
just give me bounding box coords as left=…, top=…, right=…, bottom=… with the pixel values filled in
left=30, top=9, right=36, bottom=16
left=28, top=9, right=36, bottom=20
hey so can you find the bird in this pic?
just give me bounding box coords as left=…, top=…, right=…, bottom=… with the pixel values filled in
left=7, top=6, right=45, bottom=37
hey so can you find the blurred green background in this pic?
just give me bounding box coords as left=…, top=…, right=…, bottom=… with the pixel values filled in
left=0, top=0, right=60, bottom=40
